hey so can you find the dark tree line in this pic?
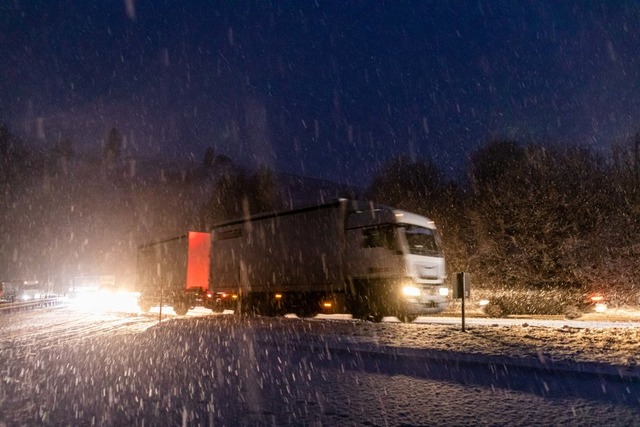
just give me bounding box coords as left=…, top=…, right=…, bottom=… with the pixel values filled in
left=198, top=136, right=640, bottom=302
left=367, top=139, right=640, bottom=302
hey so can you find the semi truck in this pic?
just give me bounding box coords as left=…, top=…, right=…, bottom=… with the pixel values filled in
left=136, top=199, right=448, bottom=321
left=208, top=199, right=447, bottom=321
left=135, top=231, right=212, bottom=315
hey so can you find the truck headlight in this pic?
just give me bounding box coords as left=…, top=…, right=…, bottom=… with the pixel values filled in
left=402, top=286, right=421, bottom=297
left=438, top=287, right=449, bottom=297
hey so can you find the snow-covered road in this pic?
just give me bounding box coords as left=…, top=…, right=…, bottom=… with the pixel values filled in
left=1, top=305, right=639, bottom=425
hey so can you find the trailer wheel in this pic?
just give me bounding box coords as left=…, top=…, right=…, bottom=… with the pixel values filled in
left=295, top=304, right=320, bottom=318
left=173, top=302, right=189, bottom=316
left=138, top=300, right=152, bottom=313
left=210, top=306, right=224, bottom=314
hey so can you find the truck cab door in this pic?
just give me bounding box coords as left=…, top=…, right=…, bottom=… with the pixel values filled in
left=345, top=225, right=404, bottom=279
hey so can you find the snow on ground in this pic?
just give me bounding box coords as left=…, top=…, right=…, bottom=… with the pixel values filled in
left=1, top=305, right=640, bottom=425
left=294, top=313, right=640, bottom=378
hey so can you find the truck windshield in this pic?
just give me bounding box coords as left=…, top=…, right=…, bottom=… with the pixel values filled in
left=402, top=225, right=443, bottom=257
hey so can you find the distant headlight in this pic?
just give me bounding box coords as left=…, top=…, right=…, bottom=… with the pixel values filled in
left=438, top=287, right=449, bottom=297
left=595, top=303, right=607, bottom=313
left=34, top=293, right=41, bottom=299
left=21, top=294, right=31, bottom=301
left=402, top=286, right=421, bottom=297
left=479, top=299, right=490, bottom=307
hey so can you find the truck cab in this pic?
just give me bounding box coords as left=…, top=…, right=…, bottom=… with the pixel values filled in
left=344, top=203, right=448, bottom=321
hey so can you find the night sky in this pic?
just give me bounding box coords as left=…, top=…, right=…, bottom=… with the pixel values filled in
left=2, top=1, right=640, bottom=186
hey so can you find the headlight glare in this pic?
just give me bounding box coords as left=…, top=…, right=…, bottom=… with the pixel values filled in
left=402, top=286, right=421, bottom=297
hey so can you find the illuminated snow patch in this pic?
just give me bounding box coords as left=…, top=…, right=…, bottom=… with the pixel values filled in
left=67, top=290, right=141, bottom=313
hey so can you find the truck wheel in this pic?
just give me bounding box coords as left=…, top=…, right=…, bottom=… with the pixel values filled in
left=350, top=304, right=382, bottom=322
left=139, top=300, right=152, bottom=313
left=291, top=296, right=320, bottom=318
left=362, top=305, right=384, bottom=322
left=173, top=302, right=189, bottom=316
left=295, top=304, right=320, bottom=318
left=368, top=312, right=384, bottom=323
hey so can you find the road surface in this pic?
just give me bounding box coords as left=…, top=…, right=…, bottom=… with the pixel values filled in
left=1, top=302, right=639, bottom=426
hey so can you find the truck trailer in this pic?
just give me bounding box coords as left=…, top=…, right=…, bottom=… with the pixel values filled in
left=208, top=199, right=448, bottom=321
left=136, top=231, right=212, bottom=315
left=135, top=199, right=448, bottom=321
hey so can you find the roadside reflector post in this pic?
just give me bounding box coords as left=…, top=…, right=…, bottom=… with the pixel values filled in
left=454, top=272, right=471, bottom=332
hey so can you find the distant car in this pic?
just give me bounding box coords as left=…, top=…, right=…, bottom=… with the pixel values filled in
left=18, top=284, right=45, bottom=301
left=0, top=280, right=53, bottom=303
left=0, top=281, right=19, bottom=302
left=478, top=287, right=608, bottom=319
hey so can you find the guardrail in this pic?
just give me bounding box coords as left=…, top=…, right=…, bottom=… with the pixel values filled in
left=0, top=298, right=63, bottom=312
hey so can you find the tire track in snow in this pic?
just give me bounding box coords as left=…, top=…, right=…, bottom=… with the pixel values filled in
left=0, top=306, right=159, bottom=350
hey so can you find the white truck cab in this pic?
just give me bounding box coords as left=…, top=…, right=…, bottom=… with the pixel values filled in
left=344, top=202, right=448, bottom=319
left=393, top=210, right=448, bottom=313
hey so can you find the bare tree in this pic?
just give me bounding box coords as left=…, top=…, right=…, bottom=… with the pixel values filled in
left=367, top=154, right=445, bottom=216
left=467, top=140, right=621, bottom=291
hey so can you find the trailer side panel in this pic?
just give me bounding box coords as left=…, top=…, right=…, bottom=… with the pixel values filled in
left=136, top=235, right=189, bottom=293
left=210, top=202, right=346, bottom=293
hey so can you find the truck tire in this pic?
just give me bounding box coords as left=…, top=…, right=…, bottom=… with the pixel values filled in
left=346, top=295, right=369, bottom=321
left=173, top=302, right=189, bottom=316
left=295, top=303, right=320, bottom=318
left=345, top=280, right=385, bottom=322
left=290, top=294, right=321, bottom=318
left=138, top=299, right=152, bottom=313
